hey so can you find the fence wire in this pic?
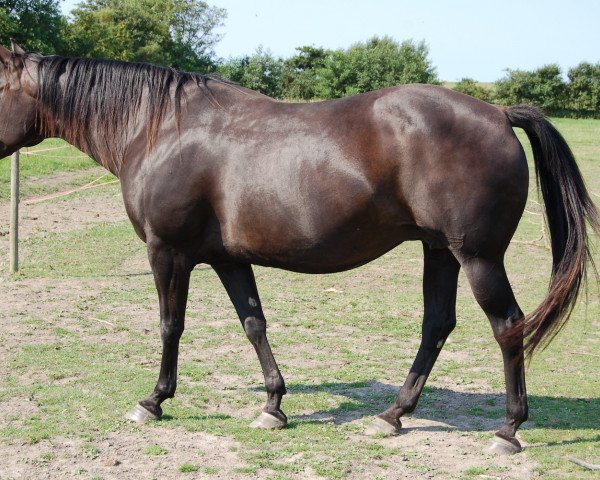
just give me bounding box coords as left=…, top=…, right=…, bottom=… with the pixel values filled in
left=20, top=144, right=89, bottom=159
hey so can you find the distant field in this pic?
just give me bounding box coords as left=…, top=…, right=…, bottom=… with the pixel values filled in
left=443, top=81, right=495, bottom=90
left=0, top=118, right=598, bottom=479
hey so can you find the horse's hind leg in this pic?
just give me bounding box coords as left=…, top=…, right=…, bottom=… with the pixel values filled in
left=366, top=244, right=460, bottom=436
left=213, top=263, right=287, bottom=429
left=460, top=255, right=527, bottom=454
left=127, top=239, right=192, bottom=421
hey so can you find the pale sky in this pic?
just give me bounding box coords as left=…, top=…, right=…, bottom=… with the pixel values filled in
left=60, top=0, right=600, bottom=82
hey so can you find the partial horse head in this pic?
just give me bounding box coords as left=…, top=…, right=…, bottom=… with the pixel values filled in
left=0, top=42, right=44, bottom=158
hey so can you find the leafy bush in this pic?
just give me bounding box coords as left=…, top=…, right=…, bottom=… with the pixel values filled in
left=317, top=36, right=438, bottom=98
left=219, top=37, right=438, bottom=101
left=279, top=37, right=439, bottom=100
left=0, top=0, right=66, bottom=53
left=494, top=64, right=566, bottom=112
left=281, top=45, right=328, bottom=100
left=64, top=0, right=226, bottom=72
left=217, top=46, right=284, bottom=98
left=452, top=78, right=492, bottom=102
left=567, top=62, right=600, bottom=115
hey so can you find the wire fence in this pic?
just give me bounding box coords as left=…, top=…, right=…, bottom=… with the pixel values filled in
left=19, top=144, right=90, bottom=159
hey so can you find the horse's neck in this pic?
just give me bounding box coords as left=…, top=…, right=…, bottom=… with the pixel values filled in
left=42, top=100, right=151, bottom=178
left=68, top=129, right=120, bottom=176
left=35, top=57, right=236, bottom=175
left=34, top=59, right=158, bottom=177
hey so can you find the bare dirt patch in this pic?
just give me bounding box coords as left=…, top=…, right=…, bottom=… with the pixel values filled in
left=0, top=427, right=252, bottom=480
left=1, top=185, right=126, bottom=240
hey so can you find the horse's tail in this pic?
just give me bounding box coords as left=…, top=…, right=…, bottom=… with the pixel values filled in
left=503, top=105, right=599, bottom=357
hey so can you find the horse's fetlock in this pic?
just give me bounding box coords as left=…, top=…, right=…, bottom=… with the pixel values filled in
left=396, top=396, right=417, bottom=414
left=508, top=403, right=528, bottom=424
left=269, top=378, right=286, bottom=395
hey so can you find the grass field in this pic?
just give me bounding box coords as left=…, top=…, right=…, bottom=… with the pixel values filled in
left=0, top=139, right=98, bottom=201
left=0, top=119, right=599, bottom=479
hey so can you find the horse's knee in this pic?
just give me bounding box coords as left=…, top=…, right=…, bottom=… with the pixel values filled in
left=243, top=316, right=266, bottom=344
left=160, top=318, right=184, bottom=342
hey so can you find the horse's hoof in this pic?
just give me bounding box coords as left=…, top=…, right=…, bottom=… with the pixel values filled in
left=365, top=417, right=400, bottom=437
left=250, top=411, right=287, bottom=429
left=489, top=435, right=522, bottom=455
left=126, top=404, right=159, bottom=422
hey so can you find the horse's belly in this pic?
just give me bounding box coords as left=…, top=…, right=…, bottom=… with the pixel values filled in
left=223, top=217, right=427, bottom=274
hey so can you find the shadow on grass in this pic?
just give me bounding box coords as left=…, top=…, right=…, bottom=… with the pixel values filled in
left=282, top=381, right=600, bottom=435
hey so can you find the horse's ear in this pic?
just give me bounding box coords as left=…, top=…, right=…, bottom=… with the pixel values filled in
left=10, top=39, right=26, bottom=55
left=0, top=45, right=12, bottom=65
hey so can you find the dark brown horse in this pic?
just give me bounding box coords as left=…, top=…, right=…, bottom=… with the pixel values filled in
left=1, top=42, right=597, bottom=454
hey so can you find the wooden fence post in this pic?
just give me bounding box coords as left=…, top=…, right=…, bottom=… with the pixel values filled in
left=9, top=150, right=19, bottom=273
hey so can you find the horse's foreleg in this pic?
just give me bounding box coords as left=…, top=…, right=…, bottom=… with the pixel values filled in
left=461, top=256, right=527, bottom=454
left=127, top=240, right=192, bottom=421
left=213, top=263, right=287, bottom=429
left=366, top=245, right=460, bottom=436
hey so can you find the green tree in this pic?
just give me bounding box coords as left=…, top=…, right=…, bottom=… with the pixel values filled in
left=281, top=45, right=328, bottom=100
left=567, top=62, right=600, bottom=114
left=0, top=0, right=66, bottom=53
left=169, top=0, right=226, bottom=70
left=65, top=0, right=226, bottom=72
left=452, top=77, right=491, bottom=102
left=494, top=64, right=566, bottom=112
left=218, top=46, right=284, bottom=98
left=316, top=36, right=438, bottom=98
left=216, top=55, right=247, bottom=83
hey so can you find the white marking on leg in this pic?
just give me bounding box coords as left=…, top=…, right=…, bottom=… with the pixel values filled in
left=436, top=339, right=445, bottom=349
left=248, top=297, right=258, bottom=308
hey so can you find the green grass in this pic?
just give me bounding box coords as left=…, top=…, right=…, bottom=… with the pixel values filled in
left=16, top=220, right=142, bottom=278
left=0, top=138, right=97, bottom=200
left=179, top=463, right=199, bottom=473
left=0, top=119, right=599, bottom=479
left=145, top=444, right=168, bottom=455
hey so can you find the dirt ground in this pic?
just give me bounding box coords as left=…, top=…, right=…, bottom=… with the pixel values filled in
left=0, top=418, right=536, bottom=480
left=0, top=171, right=540, bottom=480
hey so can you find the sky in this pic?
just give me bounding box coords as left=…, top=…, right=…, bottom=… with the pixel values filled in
left=60, top=0, right=600, bottom=82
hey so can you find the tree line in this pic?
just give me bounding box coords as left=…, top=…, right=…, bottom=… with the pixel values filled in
left=455, top=64, right=600, bottom=118
left=2, top=0, right=599, bottom=117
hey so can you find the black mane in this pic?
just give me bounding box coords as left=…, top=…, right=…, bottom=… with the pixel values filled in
left=35, top=55, right=210, bottom=172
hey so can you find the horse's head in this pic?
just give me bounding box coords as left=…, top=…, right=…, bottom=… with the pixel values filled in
left=0, top=41, right=44, bottom=158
